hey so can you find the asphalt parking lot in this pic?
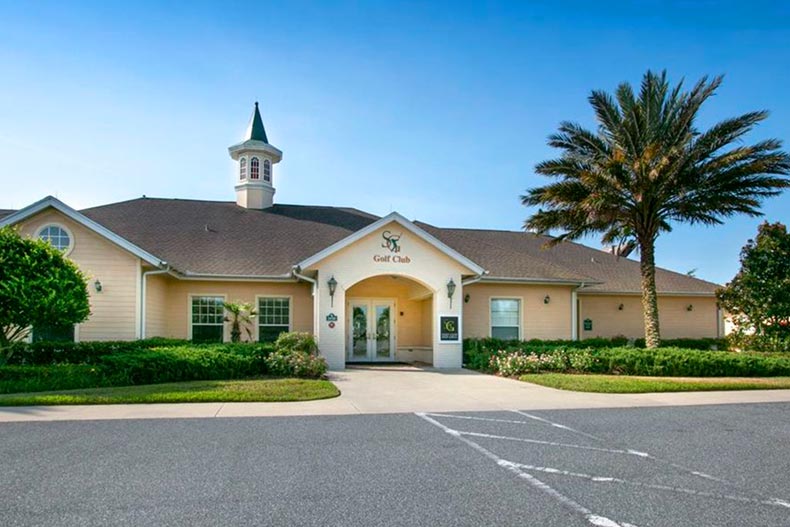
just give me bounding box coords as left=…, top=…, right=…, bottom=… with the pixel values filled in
left=2, top=403, right=789, bottom=526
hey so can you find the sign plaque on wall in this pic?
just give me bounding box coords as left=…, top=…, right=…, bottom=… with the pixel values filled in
left=439, top=316, right=460, bottom=342
left=583, top=318, right=593, bottom=331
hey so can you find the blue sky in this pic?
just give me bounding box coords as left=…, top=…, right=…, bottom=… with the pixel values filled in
left=1, top=1, right=788, bottom=284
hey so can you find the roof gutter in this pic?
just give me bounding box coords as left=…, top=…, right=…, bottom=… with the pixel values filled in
left=292, top=265, right=317, bottom=295
left=462, top=270, right=488, bottom=287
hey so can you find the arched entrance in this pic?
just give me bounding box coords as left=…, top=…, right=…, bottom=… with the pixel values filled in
left=345, top=275, right=434, bottom=365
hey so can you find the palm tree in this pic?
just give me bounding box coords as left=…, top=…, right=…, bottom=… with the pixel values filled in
left=523, top=70, right=790, bottom=348
left=223, top=301, right=257, bottom=343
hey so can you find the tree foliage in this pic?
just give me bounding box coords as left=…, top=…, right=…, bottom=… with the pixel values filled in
left=0, top=226, right=90, bottom=361
left=523, top=70, right=790, bottom=348
left=717, top=222, right=790, bottom=351
left=223, top=300, right=257, bottom=343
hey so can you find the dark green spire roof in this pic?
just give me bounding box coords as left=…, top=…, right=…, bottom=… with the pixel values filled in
left=245, top=102, right=269, bottom=143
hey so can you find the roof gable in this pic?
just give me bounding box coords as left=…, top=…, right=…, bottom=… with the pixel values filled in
left=297, top=212, right=486, bottom=275
left=0, top=196, right=164, bottom=267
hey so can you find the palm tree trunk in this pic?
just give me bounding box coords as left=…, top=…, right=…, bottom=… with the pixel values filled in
left=638, top=238, right=661, bottom=348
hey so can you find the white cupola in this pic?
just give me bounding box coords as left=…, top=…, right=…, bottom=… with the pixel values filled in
left=228, top=102, right=283, bottom=209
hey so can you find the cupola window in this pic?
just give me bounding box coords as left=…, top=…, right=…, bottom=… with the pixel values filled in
left=239, top=157, right=247, bottom=180
left=263, top=159, right=271, bottom=182
left=250, top=157, right=260, bottom=180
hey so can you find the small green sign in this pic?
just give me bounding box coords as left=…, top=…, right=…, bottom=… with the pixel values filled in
left=440, top=316, right=460, bottom=341
left=326, top=313, right=338, bottom=322
left=583, top=318, right=593, bottom=331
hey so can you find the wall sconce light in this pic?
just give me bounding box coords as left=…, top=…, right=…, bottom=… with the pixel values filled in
left=543, top=295, right=551, bottom=305
left=327, top=276, right=337, bottom=307
left=687, top=304, right=694, bottom=312
left=94, top=280, right=103, bottom=293
left=447, top=278, right=456, bottom=308
left=464, top=293, right=470, bottom=304
left=618, top=303, right=624, bottom=311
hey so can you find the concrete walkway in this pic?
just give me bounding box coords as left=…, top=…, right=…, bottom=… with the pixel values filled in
left=3, top=365, right=790, bottom=422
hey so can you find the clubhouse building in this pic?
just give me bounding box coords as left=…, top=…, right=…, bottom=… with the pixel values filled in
left=0, top=104, right=723, bottom=369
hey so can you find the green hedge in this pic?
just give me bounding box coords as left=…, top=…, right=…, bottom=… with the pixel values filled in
left=463, top=337, right=730, bottom=372
left=590, top=347, right=790, bottom=377
left=5, top=338, right=191, bottom=365
left=0, top=343, right=275, bottom=394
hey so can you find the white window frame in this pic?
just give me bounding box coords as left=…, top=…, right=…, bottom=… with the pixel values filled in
left=263, top=159, right=271, bottom=182
left=37, top=222, right=75, bottom=255
left=256, top=295, right=292, bottom=342
left=489, top=297, right=522, bottom=340
left=188, top=294, right=227, bottom=341
left=239, top=157, right=247, bottom=180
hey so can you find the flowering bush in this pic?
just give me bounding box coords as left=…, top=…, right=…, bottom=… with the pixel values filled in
left=264, top=349, right=327, bottom=379
left=489, top=348, right=596, bottom=376
left=264, top=331, right=327, bottom=378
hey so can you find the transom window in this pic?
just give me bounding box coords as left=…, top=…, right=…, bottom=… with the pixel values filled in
left=263, top=159, right=271, bottom=182
left=491, top=298, right=521, bottom=340
left=239, top=157, right=247, bottom=180
left=38, top=224, right=72, bottom=252
left=250, top=157, right=260, bottom=180
left=191, top=296, right=225, bottom=343
left=258, top=297, right=290, bottom=343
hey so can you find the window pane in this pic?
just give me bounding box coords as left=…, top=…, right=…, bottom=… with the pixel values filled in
left=258, top=297, right=290, bottom=326
left=191, top=296, right=224, bottom=342
left=491, top=299, right=519, bottom=327
left=39, top=225, right=71, bottom=251
left=192, top=325, right=223, bottom=343
left=492, top=327, right=519, bottom=340
left=32, top=324, right=75, bottom=343
left=491, top=298, right=520, bottom=339
left=259, top=325, right=288, bottom=343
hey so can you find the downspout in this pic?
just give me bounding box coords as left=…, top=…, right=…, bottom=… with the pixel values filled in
left=571, top=282, right=585, bottom=341
left=292, top=266, right=319, bottom=342
left=140, top=263, right=170, bottom=339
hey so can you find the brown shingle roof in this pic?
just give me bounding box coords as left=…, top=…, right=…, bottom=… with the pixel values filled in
left=76, top=197, right=717, bottom=294
left=81, top=198, right=378, bottom=276
left=417, top=224, right=718, bottom=294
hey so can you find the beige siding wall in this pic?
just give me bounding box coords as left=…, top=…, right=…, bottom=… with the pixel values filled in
left=579, top=295, right=719, bottom=339
left=346, top=275, right=432, bottom=347
left=162, top=279, right=314, bottom=341
left=462, top=283, right=574, bottom=340
left=18, top=209, right=140, bottom=341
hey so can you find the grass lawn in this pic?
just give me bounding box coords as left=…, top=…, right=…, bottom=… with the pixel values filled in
left=520, top=373, right=790, bottom=393
left=0, top=378, right=340, bottom=406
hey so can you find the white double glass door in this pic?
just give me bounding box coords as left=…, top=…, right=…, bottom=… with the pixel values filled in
left=347, top=299, right=395, bottom=362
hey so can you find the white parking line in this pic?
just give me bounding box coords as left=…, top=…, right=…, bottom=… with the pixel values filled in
left=455, top=430, right=649, bottom=457
left=416, top=412, right=639, bottom=527
left=502, top=461, right=790, bottom=510
left=509, top=410, right=790, bottom=509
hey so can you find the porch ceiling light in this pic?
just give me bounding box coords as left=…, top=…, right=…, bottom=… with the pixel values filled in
left=447, top=278, right=456, bottom=308
left=327, top=276, right=338, bottom=307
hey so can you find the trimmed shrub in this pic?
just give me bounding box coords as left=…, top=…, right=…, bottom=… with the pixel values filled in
left=0, top=364, right=108, bottom=393
left=264, top=331, right=327, bottom=379
left=274, top=332, right=318, bottom=354
left=590, top=347, right=790, bottom=377
left=490, top=348, right=595, bottom=376
left=5, top=338, right=191, bottom=365
left=0, top=342, right=278, bottom=394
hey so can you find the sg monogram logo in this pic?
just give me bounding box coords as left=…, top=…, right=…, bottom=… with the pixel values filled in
left=381, top=230, right=402, bottom=253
